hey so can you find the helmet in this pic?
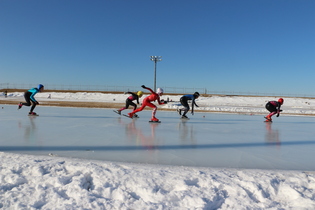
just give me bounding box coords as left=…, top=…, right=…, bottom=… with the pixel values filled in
left=38, top=84, right=44, bottom=90
left=194, top=92, right=200, bottom=97
left=137, top=91, right=143, bottom=97
left=278, top=98, right=284, bottom=105
left=156, top=88, right=164, bottom=95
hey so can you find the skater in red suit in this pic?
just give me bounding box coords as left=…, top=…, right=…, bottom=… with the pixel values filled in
left=264, top=98, right=284, bottom=122
left=128, top=85, right=167, bottom=122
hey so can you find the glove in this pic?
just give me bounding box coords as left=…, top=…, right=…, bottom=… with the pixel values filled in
left=280, top=110, right=283, bottom=112
left=36, top=101, right=39, bottom=105
left=163, top=101, right=167, bottom=104
left=141, top=85, right=146, bottom=88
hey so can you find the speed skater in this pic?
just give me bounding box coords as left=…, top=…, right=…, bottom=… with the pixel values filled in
left=177, top=92, right=200, bottom=119
left=116, top=91, right=143, bottom=116
left=18, top=84, right=44, bottom=115
left=128, top=85, right=167, bottom=122
left=264, top=98, right=284, bottom=122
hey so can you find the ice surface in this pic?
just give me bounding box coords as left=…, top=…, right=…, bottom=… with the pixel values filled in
left=1, top=105, right=315, bottom=171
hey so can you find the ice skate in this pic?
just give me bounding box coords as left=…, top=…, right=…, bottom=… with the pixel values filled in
left=181, top=115, right=189, bottom=120
left=113, top=110, right=121, bottom=115
left=18, top=102, right=23, bottom=110
left=177, top=107, right=182, bottom=116
left=28, top=112, right=39, bottom=116
left=149, top=116, right=160, bottom=123
left=264, top=116, right=272, bottom=122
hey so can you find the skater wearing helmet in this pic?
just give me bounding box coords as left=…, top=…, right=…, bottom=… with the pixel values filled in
left=128, top=85, right=167, bottom=122
left=177, top=92, right=200, bottom=119
left=264, top=98, right=284, bottom=122
left=18, top=84, right=44, bottom=116
left=115, top=91, right=143, bottom=117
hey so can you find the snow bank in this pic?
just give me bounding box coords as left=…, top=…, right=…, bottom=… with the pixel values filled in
left=1, top=152, right=315, bottom=209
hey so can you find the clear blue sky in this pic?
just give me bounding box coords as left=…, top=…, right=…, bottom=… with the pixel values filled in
left=1, top=0, right=314, bottom=95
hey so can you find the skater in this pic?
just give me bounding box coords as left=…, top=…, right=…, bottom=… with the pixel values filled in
left=18, top=84, right=44, bottom=116
left=115, top=91, right=143, bottom=117
left=177, top=92, right=200, bottom=119
left=128, top=85, right=167, bottom=122
left=264, top=98, right=284, bottom=122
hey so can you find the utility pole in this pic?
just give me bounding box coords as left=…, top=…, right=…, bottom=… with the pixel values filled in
left=150, top=56, right=162, bottom=91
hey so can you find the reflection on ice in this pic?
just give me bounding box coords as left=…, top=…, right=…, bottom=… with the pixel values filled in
left=178, top=120, right=197, bottom=145
left=264, top=122, right=281, bottom=147
left=1, top=105, right=315, bottom=171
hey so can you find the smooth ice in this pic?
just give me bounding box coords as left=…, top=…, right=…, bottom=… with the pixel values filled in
left=1, top=105, right=315, bottom=171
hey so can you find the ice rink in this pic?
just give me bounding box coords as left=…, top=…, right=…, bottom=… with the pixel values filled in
left=1, top=105, right=315, bottom=171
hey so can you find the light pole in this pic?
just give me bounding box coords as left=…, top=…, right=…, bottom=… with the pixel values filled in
left=150, top=56, right=162, bottom=91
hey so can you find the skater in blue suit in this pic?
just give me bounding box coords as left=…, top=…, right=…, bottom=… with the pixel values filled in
left=18, top=84, right=44, bottom=115
left=177, top=92, right=200, bottom=119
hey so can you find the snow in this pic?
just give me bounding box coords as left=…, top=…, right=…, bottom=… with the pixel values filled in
left=1, top=152, right=315, bottom=209
left=1, top=92, right=315, bottom=209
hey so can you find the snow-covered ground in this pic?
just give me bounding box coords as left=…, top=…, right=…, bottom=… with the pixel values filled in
left=1, top=152, right=315, bottom=209
left=1, top=91, right=315, bottom=209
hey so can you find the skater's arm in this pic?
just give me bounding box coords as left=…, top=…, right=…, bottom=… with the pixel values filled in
left=193, top=98, right=199, bottom=108
left=276, top=104, right=282, bottom=117
left=131, top=93, right=140, bottom=104
left=157, top=97, right=167, bottom=105
left=191, top=97, right=199, bottom=115
left=141, top=85, right=154, bottom=94
left=29, top=88, right=39, bottom=103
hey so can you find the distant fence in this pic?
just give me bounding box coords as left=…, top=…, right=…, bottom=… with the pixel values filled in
left=1, top=83, right=314, bottom=98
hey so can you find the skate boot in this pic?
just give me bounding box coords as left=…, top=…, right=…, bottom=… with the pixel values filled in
left=181, top=115, right=189, bottom=119
left=18, top=102, right=23, bottom=110
left=133, top=114, right=139, bottom=118
left=116, top=110, right=121, bottom=115
left=150, top=116, right=159, bottom=122
left=264, top=116, right=272, bottom=122
left=128, top=113, right=134, bottom=118
left=28, top=112, right=38, bottom=116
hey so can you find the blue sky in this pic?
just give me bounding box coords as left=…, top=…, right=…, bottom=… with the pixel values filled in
left=0, top=0, right=314, bottom=95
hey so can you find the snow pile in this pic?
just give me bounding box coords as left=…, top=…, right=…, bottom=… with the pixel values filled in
left=1, top=152, right=315, bottom=209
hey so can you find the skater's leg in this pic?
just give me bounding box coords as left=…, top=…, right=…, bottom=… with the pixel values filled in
left=265, top=103, right=277, bottom=119
left=30, top=101, right=37, bottom=113
left=143, top=102, right=158, bottom=120
left=131, top=97, right=150, bottom=114
left=22, top=92, right=32, bottom=106
left=182, top=106, right=190, bottom=117
left=180, top=98, right=190, bottom=116
left=128, top=102, right=146, bottom=117
left=267, top=111, right=277, bottom=118
left=119, top=99, right=131, bottom=111
left=131, top=102, right=137, bottom=111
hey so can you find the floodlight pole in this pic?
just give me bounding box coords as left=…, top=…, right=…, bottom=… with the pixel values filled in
left=150, top=56, right=162, bottom=91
